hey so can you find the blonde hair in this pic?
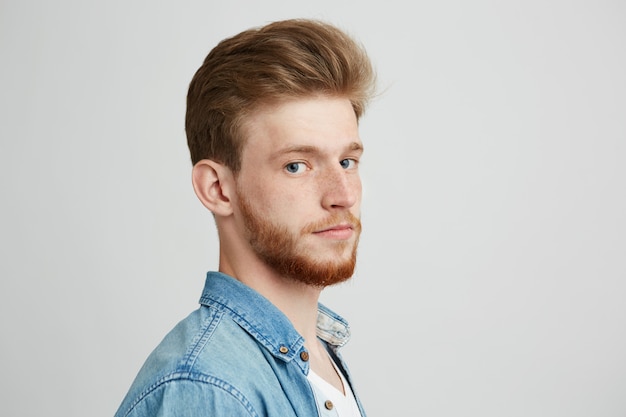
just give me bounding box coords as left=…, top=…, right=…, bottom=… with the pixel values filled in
left=185, top=18, right=376, bottom=171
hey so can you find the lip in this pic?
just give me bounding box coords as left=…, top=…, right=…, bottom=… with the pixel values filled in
left=313, top=223, right=354, bottom=239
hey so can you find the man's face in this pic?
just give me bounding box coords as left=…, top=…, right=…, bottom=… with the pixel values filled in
left=234, top=96, right=363, bottom=287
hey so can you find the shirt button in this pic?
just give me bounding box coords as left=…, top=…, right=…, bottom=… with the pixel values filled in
left=300, top=351, right=309, bottom=361
left=279, top=346, right=289, bottom=354
left=325, top=400, right=334, bottom=410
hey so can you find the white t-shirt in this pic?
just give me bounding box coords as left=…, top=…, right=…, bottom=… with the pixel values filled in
left=307, top=359, right=362, bottom=417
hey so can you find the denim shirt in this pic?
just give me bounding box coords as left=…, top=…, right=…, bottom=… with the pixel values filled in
left=114, top=271, right=367, bottom=417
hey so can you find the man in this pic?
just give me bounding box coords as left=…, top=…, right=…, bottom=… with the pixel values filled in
left=115, top=18, right=376, bottom=417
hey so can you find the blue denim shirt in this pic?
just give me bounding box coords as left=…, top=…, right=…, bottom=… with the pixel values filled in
left=114, top=271, right=367, bottom=417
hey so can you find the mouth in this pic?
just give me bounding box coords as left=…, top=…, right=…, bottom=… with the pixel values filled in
left=313, top=223, right=355, bottom=239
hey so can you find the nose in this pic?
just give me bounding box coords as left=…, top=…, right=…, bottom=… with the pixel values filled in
left=320, top=166, right=360, bottom=210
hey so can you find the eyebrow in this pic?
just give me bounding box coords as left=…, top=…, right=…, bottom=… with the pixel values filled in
left=271, top=142, right=364, bottom=159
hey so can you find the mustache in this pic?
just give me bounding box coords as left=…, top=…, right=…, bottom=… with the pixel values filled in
left=302, top=212, right=361, bottom=234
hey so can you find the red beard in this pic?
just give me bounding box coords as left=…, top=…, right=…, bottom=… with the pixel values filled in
left=237, top=192, right=361, bottom=287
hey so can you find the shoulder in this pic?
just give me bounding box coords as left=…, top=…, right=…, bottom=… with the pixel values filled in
left=116, top=373, right=257, bottom=417
left=115, top=306, right=282, bottom=417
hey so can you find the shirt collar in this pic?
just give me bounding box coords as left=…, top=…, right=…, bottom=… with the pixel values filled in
left=199, top=271, right=351, bottom=360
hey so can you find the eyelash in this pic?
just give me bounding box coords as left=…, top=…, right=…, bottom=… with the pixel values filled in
left=284, top=158, right=359, bottom=174
left=340, top=158, right=358, bottom=169
left=284, top=162, right=307, bottom=174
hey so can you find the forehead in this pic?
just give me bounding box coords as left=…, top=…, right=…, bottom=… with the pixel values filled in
left=240, top=96, right=360, bottom=155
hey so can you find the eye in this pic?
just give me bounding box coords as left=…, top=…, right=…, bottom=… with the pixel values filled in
left=340, top=158, right=357, bottom=169
left=285, top=162, right=307, bottom=174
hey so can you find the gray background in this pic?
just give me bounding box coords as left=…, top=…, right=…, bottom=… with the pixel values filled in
left=1, top=1, right=625, bottom=416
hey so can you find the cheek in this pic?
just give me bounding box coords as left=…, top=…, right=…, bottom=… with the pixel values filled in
left=251, top=184, right=298, bottom=218
left=270, top=186, right=320, bottom=225
left=353, top=177, right=363, bottom=209
left=352, top=176, right=363, bottom=196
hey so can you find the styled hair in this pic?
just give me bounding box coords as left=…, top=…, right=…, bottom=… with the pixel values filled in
left=185, top=18, right=376, bottom=171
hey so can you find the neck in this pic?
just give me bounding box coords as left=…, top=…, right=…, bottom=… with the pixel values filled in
left=218, top=243, right=323, bottom=342
left=216, top=224, right=346, bottom=393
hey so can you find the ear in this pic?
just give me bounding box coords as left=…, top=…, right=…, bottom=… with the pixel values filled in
left=191, top=159, right=235, bottom=217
